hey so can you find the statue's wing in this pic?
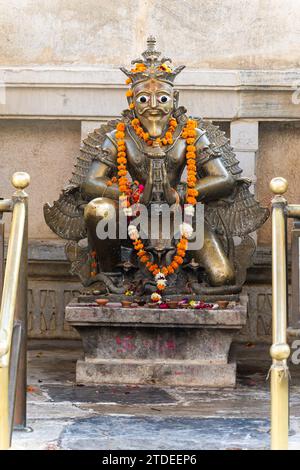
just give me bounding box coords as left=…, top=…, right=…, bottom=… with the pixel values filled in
left=205, top=182, right=269, bottom=237
left=195, top=118, right=269, bottom=237
left=44, top=188, right=86, bottom=240
left=44, top=119, right=120, bottom=240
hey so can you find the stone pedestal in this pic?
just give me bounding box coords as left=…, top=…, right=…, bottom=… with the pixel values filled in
left=65, top=297, right=247, bottom=388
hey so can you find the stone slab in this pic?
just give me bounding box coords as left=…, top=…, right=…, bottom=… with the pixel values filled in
left=12, top=339, right=300, bottom=450
left=65, top=298, right=248, bottom=328
left=42, top=384, right=176, bottom=404
left=58, top=415, right=270, bottom=450
left=78, top=326, right=235, bottom=363
left=76, top=359, right=237, bottom=388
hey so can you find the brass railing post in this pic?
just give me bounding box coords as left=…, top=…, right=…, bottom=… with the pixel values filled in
left=0, top=218, right=4, bottom=299
left=0, top=365, right=9, bottom=449
left=13, top=177, right=28, bottom=430
left=270, top=177, right=291, bottom=450
left=0, top=172, right=30, bottom=450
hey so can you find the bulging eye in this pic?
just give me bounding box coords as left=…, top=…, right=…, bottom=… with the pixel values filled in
left=158, top=95, right=171, bottom=103
left=137, top=95, right=150, bottom=104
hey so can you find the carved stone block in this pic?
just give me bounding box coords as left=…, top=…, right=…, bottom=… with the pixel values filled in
left=66, top=297, right=248, bottom=387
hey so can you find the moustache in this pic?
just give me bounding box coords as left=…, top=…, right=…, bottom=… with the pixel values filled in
left=137, top=107, right=171, bottom=116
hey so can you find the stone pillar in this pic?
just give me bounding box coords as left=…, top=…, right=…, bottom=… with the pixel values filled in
left=230, top=120, right=258, bottom=194
left=81, top=121, right=102, bottom=141
left=230, top=120, right=259, bottom=244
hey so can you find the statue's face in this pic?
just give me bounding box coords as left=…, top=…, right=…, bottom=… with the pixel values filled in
left=133, top=79, right=174, bottom=137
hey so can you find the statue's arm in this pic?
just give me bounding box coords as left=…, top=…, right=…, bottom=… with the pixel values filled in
left=81, top=136, right=120, bottom=200
left=194, top=131, right=235, bottom=202
left=195, top=158, right=234, bottom=202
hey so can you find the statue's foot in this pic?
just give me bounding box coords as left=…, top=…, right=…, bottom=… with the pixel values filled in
left=81, top=281, right=107, bottom=296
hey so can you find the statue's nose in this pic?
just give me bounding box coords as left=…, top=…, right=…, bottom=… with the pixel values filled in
left=150, top=94, right=157, bottom=108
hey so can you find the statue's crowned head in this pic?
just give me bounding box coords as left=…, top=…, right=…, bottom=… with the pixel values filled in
left=121, top=36, right=185, bottom=137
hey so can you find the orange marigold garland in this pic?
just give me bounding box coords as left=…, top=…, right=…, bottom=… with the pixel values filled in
left=131, top=117, right=177, bottom=147
left=115, top=112, right=199, bottom=292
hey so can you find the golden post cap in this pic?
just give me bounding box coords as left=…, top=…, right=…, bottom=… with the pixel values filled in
left=269, top=177, right=288, bottom=195
left=270, top=343, right=290, bottom=361
left=11, top=172, right=30, bottom=190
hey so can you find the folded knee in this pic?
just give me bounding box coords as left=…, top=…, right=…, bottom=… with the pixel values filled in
left=208, top=263, right=235, bottom=287
left=84, top=197, right=117, bottom=223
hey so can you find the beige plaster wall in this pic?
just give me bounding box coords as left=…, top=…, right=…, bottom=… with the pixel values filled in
left=0, top=0, right=299, bottom=69
left=0, top=120, right=80, bottom=238
left=256, top=121, right=300, bottom=245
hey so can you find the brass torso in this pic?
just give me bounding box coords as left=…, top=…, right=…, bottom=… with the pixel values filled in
left=106, top=122, right=203, bottom=190
left=127, top=133, right=186, bottom=188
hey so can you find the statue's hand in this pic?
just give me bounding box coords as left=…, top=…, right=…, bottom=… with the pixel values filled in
left=162, top=162, right=177, bottom=206
left=139, top=160, right=153, bottom=205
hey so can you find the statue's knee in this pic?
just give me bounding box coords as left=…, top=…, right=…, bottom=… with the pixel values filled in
left=84, top=197, right=117, bottom=224
left=208, top=262, right=235, bottom=287
left=84, top=198, right=120, bottom=259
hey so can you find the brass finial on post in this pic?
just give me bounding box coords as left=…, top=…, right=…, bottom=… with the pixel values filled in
left=270, top=177, right=288, bottom=195
left=11, top=172, right=30, bottom=192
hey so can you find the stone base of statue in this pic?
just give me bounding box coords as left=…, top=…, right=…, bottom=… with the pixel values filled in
left=65, top=296, right=247, bottom=388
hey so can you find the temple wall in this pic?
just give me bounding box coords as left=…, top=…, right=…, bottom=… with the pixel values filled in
left=0, top=120, right=80, bottom=239
left=257, top=122, right=300, bottom=245
left=0, top=0, right=299, bottom=341
left=0, top=0, right=299, bottom=69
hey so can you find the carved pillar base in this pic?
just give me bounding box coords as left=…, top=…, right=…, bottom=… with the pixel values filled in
left=66, top=297, right=247, bottom=388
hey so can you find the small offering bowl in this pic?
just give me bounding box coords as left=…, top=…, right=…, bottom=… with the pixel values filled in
left=96, top=298, right=109, bottom=306
left=216, top=300, right=229, bottom=309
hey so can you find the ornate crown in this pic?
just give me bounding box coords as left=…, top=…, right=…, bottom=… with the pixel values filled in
left=120, top=36, right=185, bottom=86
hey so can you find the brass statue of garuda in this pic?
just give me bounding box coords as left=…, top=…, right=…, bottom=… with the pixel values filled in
left=44, top=37, right=268, bottom=299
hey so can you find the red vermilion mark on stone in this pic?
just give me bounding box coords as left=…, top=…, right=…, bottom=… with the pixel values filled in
left=158, top=339, right=176, bottom=353
left=143, top=340, right=153, bottom=348
left=115, top=336, right=136, bottom=352
left=165, top=340, right=176, bottom=350
left=116, top=336, right=175, bottom=354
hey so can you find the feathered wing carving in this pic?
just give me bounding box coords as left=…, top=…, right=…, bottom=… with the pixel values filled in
left=195, top=118, right=269, bottom=238
left=44, top=119, right=120, bottom=241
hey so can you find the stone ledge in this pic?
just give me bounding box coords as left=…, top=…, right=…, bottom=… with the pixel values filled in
left=1, top=67, right=300, bottom=89
left=65, top=302, right=247, bottom=328
left=76, top=360, right=237, bottom=388
left=1, top=67, right=300, bottom=120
